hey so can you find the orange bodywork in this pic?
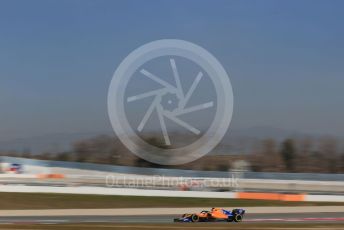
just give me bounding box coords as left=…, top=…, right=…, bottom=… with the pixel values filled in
left=197, top=212, right=209, bottom=218
left=209, top=208, right=228, bottom=219
left=196, top=208, right=228, bottom=219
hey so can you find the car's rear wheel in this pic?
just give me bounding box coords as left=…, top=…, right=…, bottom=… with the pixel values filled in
left=234, top=214, right=243, bottom=222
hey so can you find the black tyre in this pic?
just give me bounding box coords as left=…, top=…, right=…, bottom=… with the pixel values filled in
left=191, top=214, right=200, bottom=222
left=234, top=214, right=243, bottom=222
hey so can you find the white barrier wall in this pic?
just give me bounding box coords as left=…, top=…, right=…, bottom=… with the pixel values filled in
left=0, top=185, right=235, bottom=198
left=305, top=195, right=344, bottom=202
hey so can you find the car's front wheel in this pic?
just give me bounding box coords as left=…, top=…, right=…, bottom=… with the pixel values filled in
left=191, top=214, right=200, bottom=222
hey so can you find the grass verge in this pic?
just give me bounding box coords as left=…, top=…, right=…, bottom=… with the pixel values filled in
left=0, top=192, right=342, bottom=209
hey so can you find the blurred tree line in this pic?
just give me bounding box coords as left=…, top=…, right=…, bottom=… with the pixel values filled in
left=1, top=135, right=344, bottom=173
left=249, top=137, right=344, bottom=173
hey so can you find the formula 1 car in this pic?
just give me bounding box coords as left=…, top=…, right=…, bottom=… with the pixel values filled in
left=174, top=207, right=245, bottom=222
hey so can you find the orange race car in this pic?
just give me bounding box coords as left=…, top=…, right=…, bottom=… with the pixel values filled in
left=174, top=207, right=245, bottom=222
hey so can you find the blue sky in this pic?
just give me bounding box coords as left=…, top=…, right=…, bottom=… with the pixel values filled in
left=0, top=0, right=344, bottom=141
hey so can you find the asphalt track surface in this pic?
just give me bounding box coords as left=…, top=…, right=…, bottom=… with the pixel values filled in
left=0, top=213, right=343, bottom=224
